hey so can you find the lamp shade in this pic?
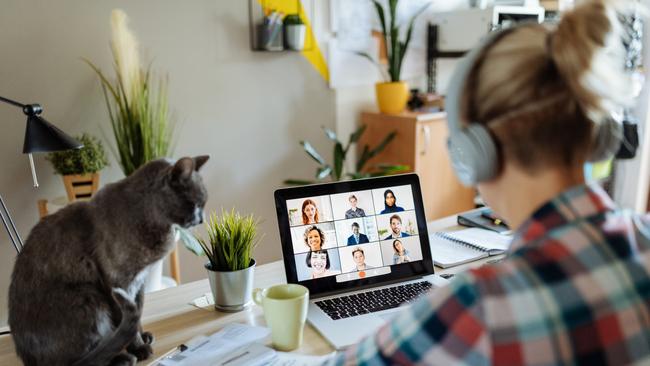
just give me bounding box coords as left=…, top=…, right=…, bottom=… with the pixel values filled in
left=22, top=114, right=83, bottom=153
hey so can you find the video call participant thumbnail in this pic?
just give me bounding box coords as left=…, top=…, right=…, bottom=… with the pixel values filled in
left=380, top=189, right=405, bottom=214
left=392, top=239, right=411, bottom=264
left=347, top=222, right=369, bottom=245
left=352, top=248, right=372, bottom=271
left=305, top=250, right=340, bottom=279
left=345, top=194, right=366, bottom=219
left=301, top=199, right=320, bottom=225
left=384, top=214, right=409, bottom=240
left=303, top=225, right=326, bottom=252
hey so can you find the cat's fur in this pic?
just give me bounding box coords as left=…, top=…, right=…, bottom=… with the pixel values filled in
left=9, top=156, right=209, bottom=366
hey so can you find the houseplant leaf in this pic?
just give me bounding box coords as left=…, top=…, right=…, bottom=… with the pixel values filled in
left=316, top=165, right=333, bottom=180
left=300, top=141, right=326, bottom=165
left=323, top=127, right=338, bottom=142
left=333, top=143, right=345, bottom=181
left=175, top=226, right=205, bottom=256
left=283, top=179, right=317, bottom=186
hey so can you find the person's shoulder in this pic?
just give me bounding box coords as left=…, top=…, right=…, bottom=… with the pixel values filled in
left=380, top=209, right=388, bottom=214
left=397, top=206, right=405, bottom=212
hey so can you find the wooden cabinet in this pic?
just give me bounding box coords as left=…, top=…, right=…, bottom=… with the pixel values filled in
left=358, top=111, right=475, bottom=221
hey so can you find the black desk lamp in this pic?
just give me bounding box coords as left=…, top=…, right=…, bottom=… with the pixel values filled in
left=0, top=95, right=82, bottom=253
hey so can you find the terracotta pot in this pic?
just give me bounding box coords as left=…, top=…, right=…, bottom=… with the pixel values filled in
left=62, top=173, right=100, bottom=202
left=375, top=81, right=409, bottom=114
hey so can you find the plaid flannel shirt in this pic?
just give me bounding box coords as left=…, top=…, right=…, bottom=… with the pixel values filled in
left=333, top=184, right=650, bottom=365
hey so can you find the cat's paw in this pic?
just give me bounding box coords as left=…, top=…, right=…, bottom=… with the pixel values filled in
left=128, top=343, right=154, bottom=361
left=141, top=331, right=155, bottom=345
left=108, top=352, right=137, bottom=366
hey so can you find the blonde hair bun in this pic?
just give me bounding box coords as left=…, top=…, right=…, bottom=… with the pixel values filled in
left=550, top=0, right=639, bottom=123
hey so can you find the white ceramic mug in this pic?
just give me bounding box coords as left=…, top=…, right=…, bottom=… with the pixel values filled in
left=253, top=284, right=309, bottom=351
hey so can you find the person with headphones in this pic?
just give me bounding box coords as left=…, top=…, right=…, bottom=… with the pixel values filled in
left=331, top=0, right=650, bottom=364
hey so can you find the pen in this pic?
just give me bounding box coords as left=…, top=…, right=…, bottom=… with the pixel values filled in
left=147, top=344, right=187, bottom=366
left=481, top=211, right=507, bottom=227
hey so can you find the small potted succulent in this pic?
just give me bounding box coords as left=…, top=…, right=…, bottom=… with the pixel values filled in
left=284, top=14, right=306, bottom=50
left=179, top=209, right=260, bottom=312
left=46, top=133, right=108, bottom=202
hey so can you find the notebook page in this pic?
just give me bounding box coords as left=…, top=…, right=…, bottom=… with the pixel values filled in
left=445, top=228, right=513, bottom=251
left=429, top=233, right=488, bottom=268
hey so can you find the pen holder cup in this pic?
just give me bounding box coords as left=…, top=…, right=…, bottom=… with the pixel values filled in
left=253, top=284, right=309, bottom=351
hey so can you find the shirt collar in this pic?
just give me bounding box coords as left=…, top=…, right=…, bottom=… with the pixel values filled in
left=509, top=183, right=616, bottom=253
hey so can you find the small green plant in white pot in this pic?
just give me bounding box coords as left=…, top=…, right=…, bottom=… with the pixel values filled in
left=180, top=209, right=260, bottom=312
left=284, top=14, right=306, bottom=50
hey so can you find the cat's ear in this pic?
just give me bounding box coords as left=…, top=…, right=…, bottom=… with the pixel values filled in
left=193, top=155, right=209, bottom=171
left=172, top=157, right=194, bottom=181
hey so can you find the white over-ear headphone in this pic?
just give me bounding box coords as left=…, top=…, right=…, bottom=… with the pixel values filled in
left=446, top=26, right=623, bottom=187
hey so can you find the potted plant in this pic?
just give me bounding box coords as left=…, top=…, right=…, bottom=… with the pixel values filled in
left=84, top=9, right=176, bottom=292
left=179, top=210, right=260, bottom=312
left=46, top=133, right=108, bottom=202
left=284, top=125, right=409, bottom=185
left=358, top=0, right=430, bottom=114
left=284, top=14, right=306, bottom=50
left=85, top=9, right=175, bottom=177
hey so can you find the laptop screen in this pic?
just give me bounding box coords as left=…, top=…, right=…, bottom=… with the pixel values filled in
left=274, top=174, right=434, bottom=297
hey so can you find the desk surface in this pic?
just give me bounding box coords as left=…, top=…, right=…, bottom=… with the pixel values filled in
left=0, top=215, right=501, bottom=365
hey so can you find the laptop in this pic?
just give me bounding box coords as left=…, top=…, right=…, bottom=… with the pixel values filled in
left=274, top=174, right=448, bottom=349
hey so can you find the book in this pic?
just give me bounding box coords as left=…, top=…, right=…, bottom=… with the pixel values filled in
left=429, top=228, right=513, bottom=268
left=457, top=207, right=512, bottom=235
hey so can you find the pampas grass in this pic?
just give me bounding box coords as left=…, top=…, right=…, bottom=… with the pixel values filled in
left=85, top=9, right=174, bottom=176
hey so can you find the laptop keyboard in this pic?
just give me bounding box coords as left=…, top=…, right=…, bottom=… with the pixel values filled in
left=314, top=281, right=433, bottom=320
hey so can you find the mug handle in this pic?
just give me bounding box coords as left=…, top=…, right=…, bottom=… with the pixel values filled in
left=252, top=288, right=263, bottom=305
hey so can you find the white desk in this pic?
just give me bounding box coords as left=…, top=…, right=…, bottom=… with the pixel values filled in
left=0, top=215, right=502, bottom=365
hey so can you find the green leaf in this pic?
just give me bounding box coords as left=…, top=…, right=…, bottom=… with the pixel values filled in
left=333, top=143, right=345, bottom=180
left=354, top=52, right=389, bottom=81
left=317, top=165, right=333, bottom=180
left=369, top=130, right=397, bottom=158
left=356, top=144, right=372, bottom=173
left=283, top=179, right=317, bottom=186
left=175, top=226, right=204, bottom=256
left=372, top=1, right=388, bottom=61
left=398, top=3, right=430, bottom=80
left=300, top=141, right=326, bottom=165
left=375, top=164, right=410, bottom=175
left=323, top=127, right=338, bottom=142
left=348, top=124, right=367, bottom=145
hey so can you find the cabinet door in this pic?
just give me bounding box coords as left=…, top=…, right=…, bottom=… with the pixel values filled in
left=415, top=118, right=475, bottom=220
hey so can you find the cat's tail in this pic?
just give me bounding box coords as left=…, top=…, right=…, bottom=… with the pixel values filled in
left=71, top=288, right=139, bottom=366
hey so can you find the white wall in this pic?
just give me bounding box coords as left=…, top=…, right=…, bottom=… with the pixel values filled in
left=0, top=0, right=335, bottom=325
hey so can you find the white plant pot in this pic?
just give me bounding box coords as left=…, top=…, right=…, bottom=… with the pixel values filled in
left=144, top=259, right=164, bottom=293
left=285, top=24, right=306, bottom=50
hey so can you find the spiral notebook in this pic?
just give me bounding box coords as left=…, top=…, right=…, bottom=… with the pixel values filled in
left=429, top=228, right=513, bottom=268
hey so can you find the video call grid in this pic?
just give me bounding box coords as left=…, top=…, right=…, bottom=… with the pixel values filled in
left=287, top=186, right=422, bottom=280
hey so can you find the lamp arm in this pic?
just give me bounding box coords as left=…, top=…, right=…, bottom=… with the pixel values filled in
left=0, top=95, right=26, bottom=109
left=0, top=96, right=42, bottom=116
left=0, top=193, right=23, bottom=253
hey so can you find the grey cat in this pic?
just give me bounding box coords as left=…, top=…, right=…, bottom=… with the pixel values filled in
left=9, top=155, right=209, bottom=366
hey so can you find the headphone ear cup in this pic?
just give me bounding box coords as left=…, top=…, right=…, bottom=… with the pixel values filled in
left=589, top=117, right=623, bottom=162
left=448, top=124, right=499, bottom=186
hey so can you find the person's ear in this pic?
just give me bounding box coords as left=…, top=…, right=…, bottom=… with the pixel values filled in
left=172, top=157, right=194, bottom=181
left=194, top=155, right=210, bottom=171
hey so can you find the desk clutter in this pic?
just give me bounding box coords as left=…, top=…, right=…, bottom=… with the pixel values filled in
left=151, top=323, right=333, bottom=366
